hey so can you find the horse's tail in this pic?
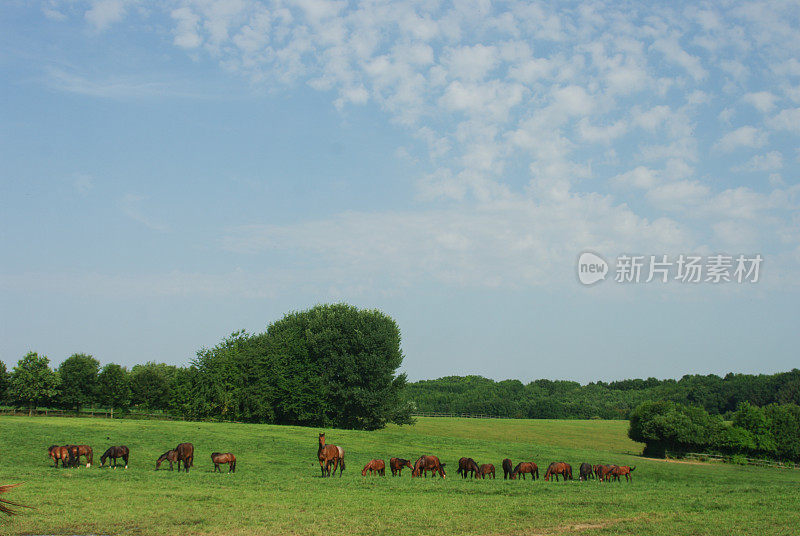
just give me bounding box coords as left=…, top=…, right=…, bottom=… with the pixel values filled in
left=232, top=459, right=236, bottom=472
left=630, top=466, right=636, bottom=472
left=340, top=458, right=345, bottom=471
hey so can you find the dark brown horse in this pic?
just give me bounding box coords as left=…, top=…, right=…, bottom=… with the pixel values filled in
left=597, top=465, right=617, bottom=482
left=502, top=458, right=513, bottom=479
left=211, top=452, right=236, bottom=473
left=100, top=445, right=129, bottom=469
left=175, top=443, right=194, bottom=472
left=361, top=459, right=385, bottom=476
left=0, top=484, right=29, bottom=517
left=544, top=462, right=572, bottom=481
left=511, top=462, right=538, bottom=480
left=318, top=433, right=345, bottom=477
left=412, top=455, right=446, bottom=478
left=389, top=457, right=413, bottom=476
left=76, top=445, right=93, bottom=467
left=456, top=457, right=480, bottom=479
left=478, top=463, right=495, bottom=479
left=48, top=445, right=74, bottom=468
left=611, top=465, right=635, bottom=482
left=155, top=450, right=178, bottom=470
left=579, top=462, right=593, bottom=481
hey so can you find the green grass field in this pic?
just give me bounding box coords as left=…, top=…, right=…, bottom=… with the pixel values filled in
left=1, top=415, right=798, bottom=536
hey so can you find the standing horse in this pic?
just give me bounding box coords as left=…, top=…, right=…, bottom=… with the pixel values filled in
left=156, top=450, right=178, bottom=470
left=175, top=443, right=194, bottom=472
left=412, top=455, right=446, bottom=478
left=100, top=446, right=129, bottom=469
left=502, top=458, right=513, bottom=479
left=511, top=462, right=538, bottom=480
left=478, top=464, right=496, bottom=479
left=579, top=462, right=593, bottom=481
left=0, top=484, right=29, bottom=517
left=317, top=433, right=345, bottom=477
left=211, top=453, right=236, bottom=473
left=48, top=445, right=74, bottom=468
left=361, top=459, right=386, bottom=476
left=597, top=465, right=617, bottom=482
left=389, top=458, right=413, bottom=476
left=456, top=457, right=480, bottom=479
left=544, top=462, right=573, bottom=481
left=75, top=445, right=93, bottom=467
left=611, top=465, right=635, bottom=482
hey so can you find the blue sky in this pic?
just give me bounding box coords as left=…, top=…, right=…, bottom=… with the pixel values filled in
left=1, top=1, right=798, bottom=382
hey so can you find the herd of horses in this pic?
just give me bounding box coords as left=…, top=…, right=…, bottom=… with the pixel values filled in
left=46, top=442, right=236, bottom=473
left=319, top=433, right=635, bottom=482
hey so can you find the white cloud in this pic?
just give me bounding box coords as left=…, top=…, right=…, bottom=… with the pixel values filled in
left=651, top=36, right=708, bottom=81
left=768, top=107, right=800, bottom=133
left=742, top=91, right=777, bottom=113
left=120, top=194, right=168, bottom=232
left=714, top=126, right=767, bottom=152
left=734, top=151, right=783, bottom=172
left=611, top=166, right=660, bottom=190
left=85, top=0, right=127, bottom=31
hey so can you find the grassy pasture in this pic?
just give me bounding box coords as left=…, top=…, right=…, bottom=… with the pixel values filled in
left=0, top=416, right=798, bottom=535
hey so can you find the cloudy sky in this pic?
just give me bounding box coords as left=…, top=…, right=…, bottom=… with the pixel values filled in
left=1, top=0, right=798, bottom=382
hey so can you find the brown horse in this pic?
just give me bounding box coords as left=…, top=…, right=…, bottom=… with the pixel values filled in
left=0, top=484, right=29, bottom=517
left=502, top=458, right=513, bottom=479
left=175, top=443, right=194, bottom=472
left=478, top=464, right=495, bottom=479
left=544, top=462, right=573, bottom=481
left=412, top=455, right=446, bottom=478
left=611, top=465, right=635, bottom=482
left=211, top=452, right=236, bottom=473
left=361, top=459, right=386, bottom=476
left=318, top=433, right=345, bottom=477
left=389, top=458, right=413, bottom=476
left=155, top=450, right=178, bottom=470
left=72, top=445, right=93, bottom=467
left=597, top=465, right=617, bottom=482
left=100, top=446, right=129, bottom=469
left=511, top=462, right=538, bottom=480
left=456, top=457, right=480, bottom=479
left=48, top=445, right=74, bottom=468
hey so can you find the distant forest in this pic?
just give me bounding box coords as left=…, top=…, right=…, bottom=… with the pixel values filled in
left=403, top=370, right=800, bottom=420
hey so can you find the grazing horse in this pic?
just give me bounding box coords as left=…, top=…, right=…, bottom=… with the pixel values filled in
left=597, top=465, right=617, bottom=482
left=211, top=452, right=236, bottom=473
left=579, top=462, right=593, bottom=481
left=175, top=443, right=194, bottom=473
left=156, top=450, right=178, bottom=470
left=478, top=464, right=496, bottom=479
left=100, top=445, right=129, bottom=469
left=511, top=462, right=538, bottom=480
left=412, top=455, right=446, bottom=478
left=593, top=464, right=604, bottom=480
left=65, top=445, right=80, bottom=467
left=48, top=445, right=75, bottom=468
left=502, top=458, right=513, bottom=480
left=0, top=484, right=29, bottom=517
left=456, top=457, right=480, bottom=479
left=317, top=433, right=345, bottom=477
left=389, top=458, right=413, bottom=476
left=544, top=462, right=573, bottom=481
left=611, top=465, right=635, bottom=482
left=361, top=459, right=386, bottom=476
left=76, top=445, right=93, bottom=467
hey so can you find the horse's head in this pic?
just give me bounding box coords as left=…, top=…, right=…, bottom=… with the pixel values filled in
left=438, top=463, right=446, bottom=478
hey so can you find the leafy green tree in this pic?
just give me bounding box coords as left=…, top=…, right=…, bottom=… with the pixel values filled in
left=9, top=352, right=60, bottom=415
left=129, top=362, right=178, bottom=411
left=98, top=363, right=131, bottom=415
left=0, top=361, right=9, bottom=405
left=58, top=353, right=100, bottom=412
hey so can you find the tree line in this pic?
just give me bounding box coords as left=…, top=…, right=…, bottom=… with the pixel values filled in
left=403, top=370, right=800, bottom=420
left=0, top=304, right=413, bottom=430
left=628, top=399, right=800, bottom=462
